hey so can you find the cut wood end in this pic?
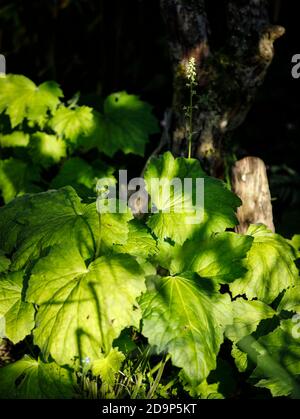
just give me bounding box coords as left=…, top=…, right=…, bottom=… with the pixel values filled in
left=231, top=156, right=275, bottom=234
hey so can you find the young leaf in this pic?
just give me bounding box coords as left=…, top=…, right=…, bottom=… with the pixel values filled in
left=0, top=271, right=35, bottom=344
left=182, top=378, right=224, bottom=399
left=79, top=92, right=159, bottom=157
left=27, top=247, right=145, bottom=365
left=92, top=348, right=125, bottom=386
left=29, top=132, right=67, bottom=168
left=230, top=224, right=299, bottom=303
left=0, top=158, right=41, bottom=203
left=140, top=274, right=232, bottom=385
left=0, top=75, right=62, bottom=127
left=0, top=356, right=76, bottom=399
left=50, top=105, right=94, bottom=145
left=144, top=152, right=240, bottom=244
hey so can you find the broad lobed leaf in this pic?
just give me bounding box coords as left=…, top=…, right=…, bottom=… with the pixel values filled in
left=27, top=247, right=145, bottom=365
left=0, top=75, right=63, bottom=128
left=0, top=271, right=35, bottom=343
left=144, top=152, right=241, bottom=244
left=140, top=274, right=232, bottom=385
left=0, top=356, right=76, bottom=399
left=0, top=186, right=132, bottom=269
left=230, top=224, right=299, bottom=303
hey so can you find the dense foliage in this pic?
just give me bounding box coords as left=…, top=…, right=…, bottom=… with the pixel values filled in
left=0, top=75, right=300, bottom=399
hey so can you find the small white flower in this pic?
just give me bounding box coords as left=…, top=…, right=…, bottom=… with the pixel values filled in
left=186, top=57, right=197, bottom=84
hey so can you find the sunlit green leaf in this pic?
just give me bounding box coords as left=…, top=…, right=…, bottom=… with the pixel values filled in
left=169, top=232, right=253, bottom=282
left=141, top=274, right=232, bottom=385
left=0, top=356, right=76, bottom=399
left=144, top=152, right=240, bottom=244
left=0, top=271, right=35, bottom=343
left=114, top=220, right=157, bottom=260
left=278, top=285, right=300, bottom=314
left=50, top=105, right=94, bottom=144
left=230, top=224, right=299, bottom=303
left=92, top=348, right=125, bottom=386
left=225, top=298, right=276, bottom=343
left=0, top=75, right=62, bottom=127
left=0, top=186, right=132, bottom=269
left=27, top=247, right=145, bottom=365
left=0, top=131, right=30, bottom=148
left=29, top=132, right=67, bottom=168
left=0, top=158, right=41, bottom=203
left=251, top=319, right=300, bottom=398
left=79, top=92, right=159, bottom=156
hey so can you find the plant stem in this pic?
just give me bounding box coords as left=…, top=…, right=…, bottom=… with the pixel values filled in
left=188, top=86, right=193, bottom=159
left=147, top=354, right=171, bottom=398
left=95, top=212, right=102, bottom=259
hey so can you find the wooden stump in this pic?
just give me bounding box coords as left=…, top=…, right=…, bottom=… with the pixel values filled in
left=231, top=156, right=275, bottom=234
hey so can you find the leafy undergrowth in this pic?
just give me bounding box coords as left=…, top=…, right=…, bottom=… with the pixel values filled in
left=0, top=75, right=300, bottom=399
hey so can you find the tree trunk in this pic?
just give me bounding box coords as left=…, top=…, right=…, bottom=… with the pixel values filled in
left=160, top=0, right=284, bottom=177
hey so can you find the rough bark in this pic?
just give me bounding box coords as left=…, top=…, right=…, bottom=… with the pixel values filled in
left=231, top=156, right=275, bottom=234
left=160, top=0, right=285, bottom=177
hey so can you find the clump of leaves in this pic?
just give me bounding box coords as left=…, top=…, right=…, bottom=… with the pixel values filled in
left=0, top=149, right=299, bottom=399
left=0, top=74, right=159, bottom=204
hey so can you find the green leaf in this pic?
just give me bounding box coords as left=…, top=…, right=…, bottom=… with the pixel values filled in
left=182, top=358, right=237, bottom=398
left=225, top=298, right=276, bottom=343
left=226, top=299, right=276, bottom=373
left=50, top=105, right=94, bottom=144
left=169, top=232, right=253, bottom=282
left=150, top=239, right=177, bottom=273
left=27, top=248, right=145, bottom=365
left=0, top=194, right=33, bottom=254
left=0, top=271, right=35, bottom=343
left=0, top=186, right=132, bottom=269
left=278, top=285, right=300, bottom=314
left=0, top=75, right=63, bottom=127
left=114, top=220, right=157, bottom=260
left=230, top=224, right=299, bottom=303
left=50, top=157, right=116, bottom=199
left=251, top=319, right=300, bottom=398
left=29, top=132, right=67, bottom=168
left=80, top=92, right=159, bottom=157
left=0, top=158, right=41, bottom=203
left=92, top=348, right=125, bottom=386
left=0, top=356, right=76, bottom=399
left=182, top=378, right=224, bottom=399
left=289, top=234, right=300, bottom=259
left=0, top=251, right=10, bottom=273
left=231, top=344, right=248, bottom=373
left=144, top=152, right=240, bottom=244
left=140, top=274, right=232, bottom=385
left=0, top=131, right=30, bottom=148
